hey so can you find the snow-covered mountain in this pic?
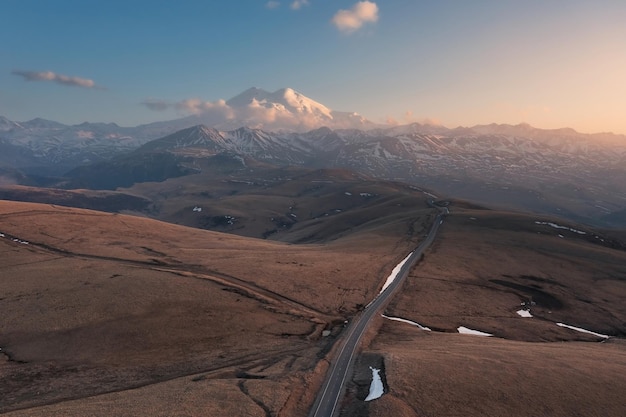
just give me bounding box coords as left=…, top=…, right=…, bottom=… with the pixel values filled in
left=2, top=89, right=626, bottom=227
left=0, top=117, right=184, bottom=173
left=226, top=87, right=333, bottom=119
left=191, top=87, right=373, bottom=131
left=0, top=87, right=374, bottom=170
left=97, top=121, right=626, bottom=187
left=70, top=121, right=623, bottom=227
left=0, top=116, right=23, bottom=131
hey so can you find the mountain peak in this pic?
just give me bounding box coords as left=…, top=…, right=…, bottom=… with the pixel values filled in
left=225, top=87, right=270, bottom=108
left=0, top=116, right=23, bottom=131
left=22, top=118, right=67, bottom=129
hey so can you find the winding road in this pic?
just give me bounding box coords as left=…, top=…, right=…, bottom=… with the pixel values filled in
left=309, top=210, right=445, bottom=417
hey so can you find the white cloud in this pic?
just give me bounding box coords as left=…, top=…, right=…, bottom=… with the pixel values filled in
left=12, top=69, right=102, bottom=89
left=175, top=98, right=234, bottom=119
left=143, top=97, right=234, bottom=119
left=332, top=1, right=379, bottom=34
left=290, top=0, right=309, bottom=10
left=143, top=93, right=341, bottom=131
left=265, top=1, right=280, bottom=9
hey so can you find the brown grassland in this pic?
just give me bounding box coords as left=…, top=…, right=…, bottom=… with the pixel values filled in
left=359, top=207, right=626, bottom=417
left=0, top=198, right=430, bottom=416
left=1, top=199, right=625, bottom=416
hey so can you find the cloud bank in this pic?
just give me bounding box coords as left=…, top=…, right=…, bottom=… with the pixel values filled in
left=12, top=70, right=101, bottom=89
left=174, top=98, right=235, bottom=120
left=332, top=1, right=379, bottom=33
left=140, top=94, right=368, bottom=132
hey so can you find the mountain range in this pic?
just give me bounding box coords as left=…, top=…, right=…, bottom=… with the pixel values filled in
left=1, top=87, right=625, bottom=227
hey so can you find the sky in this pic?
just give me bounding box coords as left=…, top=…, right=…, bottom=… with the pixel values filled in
left=1, top=0, right=626, bottom=134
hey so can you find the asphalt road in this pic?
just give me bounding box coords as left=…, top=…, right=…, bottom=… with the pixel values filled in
left=308, top=211, right=445, bottom=417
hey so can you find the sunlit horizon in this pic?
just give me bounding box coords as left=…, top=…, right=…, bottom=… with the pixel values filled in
left=2, top=1, right=625, bottom=136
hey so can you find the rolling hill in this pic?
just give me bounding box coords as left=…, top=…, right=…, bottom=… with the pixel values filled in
left=1, top=197, right=624, bottom=416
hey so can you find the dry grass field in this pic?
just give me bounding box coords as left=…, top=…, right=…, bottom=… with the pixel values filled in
left=387, top=208, right=626, bottom=340
left=352, top=207, right=626, bottom=417
left=368, top=330, right=626, bottom=417
left=2, top=197, right=624, bottom=416
left=0, top=199, right=432, bottom=415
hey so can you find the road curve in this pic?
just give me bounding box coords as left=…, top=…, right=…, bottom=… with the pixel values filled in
left=309, top=211, right=445, bottom=417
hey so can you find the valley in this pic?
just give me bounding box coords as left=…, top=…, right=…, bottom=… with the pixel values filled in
left=1, top=92, right=625, bottom=417
left=1, top=189, right=624, bottom=416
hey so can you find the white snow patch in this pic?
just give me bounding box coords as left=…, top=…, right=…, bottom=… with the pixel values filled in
left=364, top=367, right=384, bottom=401
left=535, top=221, right=586, bottom=235
left=382, top=314, right=431, bottom=331
left=0, top=233, right=5, bottom=237
left=360, top=192, right=373, bottom=197
left=379, top=252, right=413, bottom=295
left=516, top=309, right=533, bottom=318
left=556, top=323, right=609, bottom=339
left=457, top=326, right=492, bottom=336
left=344, top=192, right=352, bottom=196
left=10, top=237, right=29, bottom=244
left=193, top=206, right=202, bottom=212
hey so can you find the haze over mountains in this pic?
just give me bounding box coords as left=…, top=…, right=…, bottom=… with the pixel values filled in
left=1, top=87, right=625, bottom=228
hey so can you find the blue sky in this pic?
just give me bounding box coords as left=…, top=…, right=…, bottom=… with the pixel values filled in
left=2, top=0, right=626, bottom=134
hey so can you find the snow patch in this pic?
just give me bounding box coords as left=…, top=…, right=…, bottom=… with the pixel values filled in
left=344, top=192, right=352, bottom=196
left=382, top=314, right=431, bottom=331
left=10, top=237, right=29, bottom=244
left=535, top=221, right=586, bottom=235
left=192, top=206, right=202, bottom=212
left=364, top=367, right=384, bottom=401
left=516, top=309, right=533, bottom=318
left=379, top=252, right=414, bottom=295
left=556, top=323, right=609, bottom=339
left=457, top=326, right=492, bottom=336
